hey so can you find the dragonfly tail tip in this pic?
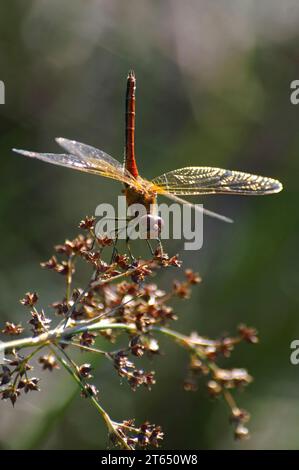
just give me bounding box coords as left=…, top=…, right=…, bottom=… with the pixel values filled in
left=128, top=69, right=135, bottom=79
left=12, top=148, right=35, bottom=158
left=12, top=148, right=22, bottom=154
left=217, top=214, right=234, bottom=223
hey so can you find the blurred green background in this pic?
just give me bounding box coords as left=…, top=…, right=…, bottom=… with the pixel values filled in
left=0, top=0, right=299, bottom=450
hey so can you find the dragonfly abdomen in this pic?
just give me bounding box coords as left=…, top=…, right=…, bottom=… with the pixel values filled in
left=125, top=70, right=139, bottom=178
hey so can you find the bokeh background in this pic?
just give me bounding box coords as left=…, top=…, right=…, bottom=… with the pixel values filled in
left=0, top=0, right=299, bottom=450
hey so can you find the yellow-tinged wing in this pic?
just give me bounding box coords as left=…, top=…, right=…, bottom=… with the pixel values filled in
left=13, top=138, right=144, bottom=189
left=151, top=167, right=283, bottom=196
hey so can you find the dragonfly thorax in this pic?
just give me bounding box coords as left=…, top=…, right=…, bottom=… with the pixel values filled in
left=124, top=184, right=157, bottom=214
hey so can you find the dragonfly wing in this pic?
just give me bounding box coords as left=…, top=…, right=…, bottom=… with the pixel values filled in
left=55, top=138, right=124, bottom=171
left=55, top=138, right=150, bottom=191
left=152, top=167, right=283, bottom=196
left=13, top=143, right=137, bottom=186
left=12, top=148, right=117, bottom=176
left=162, top=192, right=233, bottom=223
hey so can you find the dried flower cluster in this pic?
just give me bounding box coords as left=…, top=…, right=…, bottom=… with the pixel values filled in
left=0, top=216, right=258, bottom=449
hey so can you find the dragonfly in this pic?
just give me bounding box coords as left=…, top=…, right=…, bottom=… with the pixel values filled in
left=13, top=70, right=283, bottom=239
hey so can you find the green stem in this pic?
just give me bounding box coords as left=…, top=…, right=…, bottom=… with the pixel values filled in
left=0, top=323, right=220, bottom=356
left=0, top=322, right=136, bottom=355
left=65, top=256, right=73, bottom=304
left=50, top=345, right=132, bottom=450
left=60, top=341, right=109, bottom=356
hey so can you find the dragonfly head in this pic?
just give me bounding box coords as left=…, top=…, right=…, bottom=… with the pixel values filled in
left=138, top=214, right=164, bottom=238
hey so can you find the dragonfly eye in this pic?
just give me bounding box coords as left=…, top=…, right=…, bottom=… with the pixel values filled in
left=139, top=214, right=164, bottom=237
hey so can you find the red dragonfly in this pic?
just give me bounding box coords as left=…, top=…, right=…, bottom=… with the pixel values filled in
left=13, top=70, right=282, bottom=228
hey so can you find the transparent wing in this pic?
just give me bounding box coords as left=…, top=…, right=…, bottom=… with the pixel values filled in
left=55, top=138, right=124, bottom=171
left=152, top=167, right=283, bottom=196
left=163, top=193, right=233, bottom=223
left=13, top=138, right=140, bottom=187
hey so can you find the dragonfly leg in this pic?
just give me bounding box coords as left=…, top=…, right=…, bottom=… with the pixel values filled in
left=146, top=239, right=155, bottom=257
left=157, top=236, right=164, bottom=256
left=110, top=230, right=119, bottom=264
left=126, top=236, right=135, bottom=262
left=103, top=217, right=130, bottom=263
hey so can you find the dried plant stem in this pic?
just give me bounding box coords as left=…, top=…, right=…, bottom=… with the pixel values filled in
left=90, top=260, right=153, bottom=289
